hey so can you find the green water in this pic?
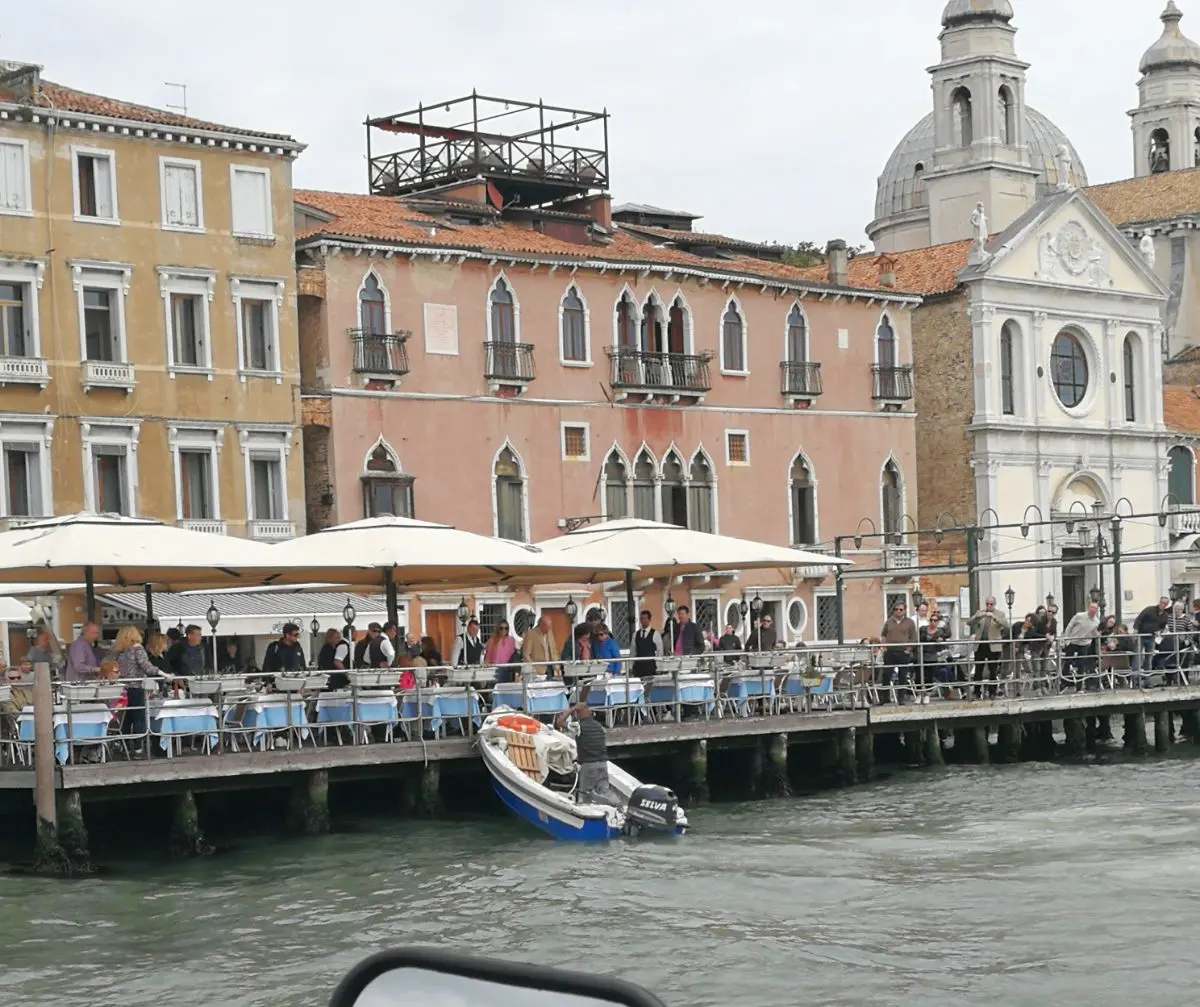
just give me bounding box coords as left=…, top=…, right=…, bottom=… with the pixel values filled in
left=3, top=760, right=1199, bottom=1006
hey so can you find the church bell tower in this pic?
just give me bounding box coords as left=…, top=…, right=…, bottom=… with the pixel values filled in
left=1131, top=2, right=1200, bottom=177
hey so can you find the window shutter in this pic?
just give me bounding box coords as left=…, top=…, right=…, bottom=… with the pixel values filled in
left=233, top=169, right=270, bottom=235
left=93, top=157, right=114, bottom=218
left=178, top=166, right=198, bottom=226
left=0, top=142, right=27, bottom=211
left=164, top=164, right=183, bottom=224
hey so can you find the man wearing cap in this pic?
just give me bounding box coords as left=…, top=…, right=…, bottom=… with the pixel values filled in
left=262, top=623, right=306, bottom=688
left=556, top=701, right=617, bottom=806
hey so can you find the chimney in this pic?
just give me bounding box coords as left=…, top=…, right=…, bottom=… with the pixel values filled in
left=0, top=61, right=42, bottom=101
left=826, top=239, right=848, bottom=286
left=878, top=253, right=897, bottom=288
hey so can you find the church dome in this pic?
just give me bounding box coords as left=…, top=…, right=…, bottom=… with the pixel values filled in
left=1140, top=2, right=1200, bottom=73
left=873, top=107, right=1089, bottom=224
left=941, top=0, right=1014, bottom=27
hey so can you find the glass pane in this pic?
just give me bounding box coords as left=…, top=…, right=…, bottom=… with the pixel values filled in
left=172, top=294, right=201, bottom=366
left=95, top=452, right=125, bottom=514
left=251, top=458, right=281, bottom=520
left=4, top=447, right=39, bottom=516
left=180, top=451, right=211, bottom=519
left=84, top=288, right=114, bottom=361
left=0, top=283, right=26, bottom=357
left=243, top=300, right=271, bottom=370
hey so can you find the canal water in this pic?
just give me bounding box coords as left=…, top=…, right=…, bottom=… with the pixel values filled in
left=3, top=758, right=1198, bottom=1007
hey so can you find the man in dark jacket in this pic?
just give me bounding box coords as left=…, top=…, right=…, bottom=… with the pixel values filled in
left=318, top=628, right=351, bottom=689
left=353, top=624, right=380, bottom=669
left=749, top=614, right=778, bottom=652
left=1133, top=596, right=1170, bottom=672
left=667, top=605, right=705, bottom=656
left=166, top=624, right=206, bottom=679
left=262, top=623, right=306, bottom=688
left=557, top=701, right=616, bottom=806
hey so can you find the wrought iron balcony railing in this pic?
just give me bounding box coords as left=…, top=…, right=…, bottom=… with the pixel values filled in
left=484, top=341, right=536, bottom=382
left=872, top=364, right=914, bottom=402
left=780, top=360, right=823, bottom=398
left=606, top=347, right=713, bottom=394
left=350, top=329, right=411, bottom=376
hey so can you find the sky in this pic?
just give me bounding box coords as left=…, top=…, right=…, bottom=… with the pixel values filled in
left=7, top=0, right=1177, bottom=246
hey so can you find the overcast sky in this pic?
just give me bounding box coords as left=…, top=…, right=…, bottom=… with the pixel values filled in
left=9, top=0, right=1176, bottom=245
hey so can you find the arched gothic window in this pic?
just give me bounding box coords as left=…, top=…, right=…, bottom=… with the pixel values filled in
left=687, top=453, right=715, bottom=533
left=998, top=86, right=1015, bottom=146
left=362, top=442, right=414, bottom=518
left=489, top=278, right=516, bottom=343
left=790, top=454, right=816, bottom=546
left=641, top=299, right=663, bottom=353
left=604, top=450, right=629, bottom=519
left=951, top=87, right=973, bottom=147
left=660, top=451, right=687, bottom=527
left=881, top=460, right=903, bottom=539
left=1123, top=333, right=1138, bottom=423
left=560, top=286, right=586, bottom=362
left=632, top=450, right=656, bottom=520
left=494, top=446, right=526, bottom=541
left=616, top=291, right=638, bottom=348
left=1150, top=128, right=1171, bottom=175
left=786, top=305, right=808, bottom=363
left=1169, top=446, right=1195, bottom=506
left=1000, top=321, right=1016, bottom=416
left=668, top=298, right=687, bottom=354
left=359, top=273, right=386, bottom=335
left=721, top=301, right=746, bottom=372
left=876, top=315, right=896, bottom=368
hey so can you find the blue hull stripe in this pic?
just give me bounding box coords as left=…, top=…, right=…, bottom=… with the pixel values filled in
left=492, top=781, right=618, bottom=841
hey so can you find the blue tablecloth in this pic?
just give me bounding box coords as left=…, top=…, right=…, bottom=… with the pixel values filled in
left=226, top=699, right=311, bottom=748
left=586, top=679, right=645, bottom=707
left=727, top=676, right=776, bottom=714
left=17, top=707, right=110, bottom=765
left=492, top=682, right=570, bottom=714
left=648, top=682, right=715, bottom=711
left=152, top=712, right=219, bottom=753
left=401, top=692, right=483, bottom=733
left=317, top=698, right=399, bottom=725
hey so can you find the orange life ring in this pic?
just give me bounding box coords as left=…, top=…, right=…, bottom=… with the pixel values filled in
left=496, top=713, right=542, bottom=735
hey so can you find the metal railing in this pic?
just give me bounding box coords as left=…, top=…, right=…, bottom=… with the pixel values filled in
left=606, top=347, right=713, bottom=394
left=872, top=363, right=913, bottom=401
left=780, top=360, right=822, bottom=398
left=483, top=341, right=536, bottom=383
left=6, top=631, right=1197, bottom=770
left=350, top=329, right=411, bottom=376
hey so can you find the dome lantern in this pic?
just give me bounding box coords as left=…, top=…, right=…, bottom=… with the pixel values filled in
left=1139, top=2, right=1200, bottom=73
left=941, top=0, right=1014, bottom=28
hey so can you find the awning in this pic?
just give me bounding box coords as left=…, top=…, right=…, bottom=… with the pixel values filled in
left=0, top=596, right=32, bottom=622
left=102, top=590, right=391, bottom=638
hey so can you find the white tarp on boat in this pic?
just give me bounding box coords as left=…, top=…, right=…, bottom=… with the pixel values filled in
left=479, top=716, right=576, bottom=783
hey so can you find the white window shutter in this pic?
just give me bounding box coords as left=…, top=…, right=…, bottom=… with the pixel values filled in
left=178, top=166, right=198, bottom=226
left=233, top=169, right=270, bottom=235
left=94, top=157, right=114, bottom=218
left=0, top=142, right=27, bottom=210
left=164, top=163, right=183, bottom=224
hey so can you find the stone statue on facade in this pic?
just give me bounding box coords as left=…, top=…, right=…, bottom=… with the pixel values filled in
left=1055, top=144, right=1073, bottom=188
left=1140, top=233, right=1157, bottom=269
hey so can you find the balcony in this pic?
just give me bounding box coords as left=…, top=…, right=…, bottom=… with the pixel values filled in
left=793, top=544, right=833, bottom=581
left=780, top=361, right=823, bottom=403
left=1168, top=507, right=1200, bottom=537
left=0, top=355, right=50, bottom=387
left=178, top=518, right=228, bottom=535
left=883, top=544, right=918, bottom=573
left=82, top=359, right=136, bottom=393
left=484, top=341, right=536, bottom=392
left=872, top=364, right=913, bottom=404
left=248, top=519, right=295, bottom=541
left=0, top=515, right=44, bottom=531
left=351, top=329, right=410, bottom=378
left=606, top=347, right=713, bottom=400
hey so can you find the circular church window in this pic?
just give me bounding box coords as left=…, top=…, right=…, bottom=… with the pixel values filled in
left=1051, top=330, right=1089, bottom=408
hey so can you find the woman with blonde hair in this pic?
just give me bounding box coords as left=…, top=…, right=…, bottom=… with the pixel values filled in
left=111, top=625, right=166, bottom=749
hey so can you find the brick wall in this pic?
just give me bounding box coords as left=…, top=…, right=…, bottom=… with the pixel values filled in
left=1163, top=357, right=1200, bottom=387
left=303, top=419, right=335, bottom=532
left=912, top=290, right=977, bottom=532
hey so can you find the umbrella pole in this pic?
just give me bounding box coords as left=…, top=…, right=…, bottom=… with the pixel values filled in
left=85, top=566, right=96, bottom=623
left=143, top=583, right=155, bottom=636
left=384, top=573, right=399, bottom=626
left=624, top=570, right=636, bottom=648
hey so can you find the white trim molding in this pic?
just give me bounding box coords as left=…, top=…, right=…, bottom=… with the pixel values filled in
left=231, top=276, right=285, bottom=382
left=80, top=416, right=141, bottom=515
left=0, top=412, right=55, bottom=519
left=157, top=266, right=216, bottom=379
left=236, top=422, right=294, bottom=540
left=70, top=145, right=120, bottom=224
left=168, top=422, right=225, bottom=533
left=69, top=259, right=134, bottom=393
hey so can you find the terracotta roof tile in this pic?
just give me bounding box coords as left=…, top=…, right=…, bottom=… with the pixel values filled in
left=1163, top=385, right=1200, bottom=434
left=618, top=222, right=778, bottom=252
left=794, top=239, right=972, bottom=295
left=3, top=79, right=297, bottom=144
left=292, top=189, right=920, bottom=298
left=1086, top=169, right=1200, bottom=227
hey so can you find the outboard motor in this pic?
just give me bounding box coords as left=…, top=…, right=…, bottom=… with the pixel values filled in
left=624, top=784, right=679, bottom=835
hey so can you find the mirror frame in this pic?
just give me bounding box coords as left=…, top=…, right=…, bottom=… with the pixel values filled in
left=329, top=947, right=666, bottom=1007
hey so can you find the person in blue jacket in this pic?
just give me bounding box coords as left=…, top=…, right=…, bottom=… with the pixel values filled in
left=592, top=622, right=622, bottom=675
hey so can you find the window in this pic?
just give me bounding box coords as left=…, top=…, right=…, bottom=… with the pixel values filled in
left=361, top=442, right=414, bottom=518
left=668, top=297, right=687, bottom=354
left=815, top=595, right=839, bottom=642
left=1169, top=446, right=1195, bottom=506
left=1000, top=321, right=1016, bottom=416
left=609, top=599, right=633, bottom=649
left=726, top=431, right=749, bottom=465
left=251, top=457, right=284, bottom=520
left=238, top=427, right=291, bottom=534
left=632, top=449, right=656, bottom=520
left=489, top=278, right=516, bottom=343
left=641, top=298, right=663, bottom=353
left=512, top=606, right=536, bottom=639
left=72, top=148, right=117, bottom=221
left=885, top=592, right=908, bottom=620
left=494, top=446, right=526, bottom=542
left=603, top=450, right=629, bottom=519
left=179, top=450, right=214, bottom=520
left=479, top=602, right=508, bottom=641
left=561, top=424, right=589, bottom=461
left=83, top=289, right=118, bottom=361
left=94, top=449, right=127, bottom=514
left=560, top=286, right=587, bottom=363
left=359, top=273, right=388, bottom=335
left=160, top=157, right=203, bottom=230
left=951, top=87, right=973, bottom=148
left=882, top=460, right=902, bottom=539
left=616, top=291, right=638, bottom=348
left=913, top=162, right=926, bottom=208
left=1051, top=330, right=1089, bottom=409
left=660, top=451, right=687, bottom=528
left=688, top=453, right=715, bottom=533
left=1195, top=127, right=1200, bottom=169
left=786, top=305, right=807, bottom=363
left=170, top=293, right=205, bottom=368
left=0, top=282, right=30, bottom=357
left=790, top=454, right=817, bottom=546
left=725, top=600, right=742, bottom=633
left=0, top=139, right=31, bottom=215
left=721, top=301, right=746, bottom=372
left=1123, top=334, right=1138, bottom=423
left=693, top=597, right=719, bottom=637
left=230, top=166, right=273, bottom=237
left=233, top=279, right=283, bottom=376
left=998, top=86, right=1015, bottom=146
left=81, top=420, right=140, bottom=517
left=3, top=445, right=42, bottom=517
left=1150, top=128, right=1171, bottom=175
left=787, top=598, right=807, bottom=638
left=876, top=315, right=896, bottom=368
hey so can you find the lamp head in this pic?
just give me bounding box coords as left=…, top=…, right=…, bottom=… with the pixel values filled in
left=342, top=599, right=357, bottom=625
left=205, top=600, right=220, bottom=630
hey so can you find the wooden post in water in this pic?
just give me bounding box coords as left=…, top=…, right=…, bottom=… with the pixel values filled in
left=31, top=661, right=63, bottom=873
left=1154, top=711, right=1172, bottom=754
left=417, top=762, right=441, bottom=818
left=1123, top=713, right=1149, bottom=755
left=765, top=733, right=791, bottom=797
left=687, top=740, right=709, bottom=804
left=854, top=728, right=874, bottom=783
left=287, top=770, right=331, bottom=835
left=995, top=723, right=1021, bottom=763
left=1181, top=708, right=1200, bottom=743
left=923, top=726, right=945, bottom=766
left=170, top=789, right=215, bottom=856
left=1063, top=718, right=1086, bottom=758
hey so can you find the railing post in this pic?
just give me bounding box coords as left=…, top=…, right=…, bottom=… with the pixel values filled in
left=835, top=537, right=846, bottom=645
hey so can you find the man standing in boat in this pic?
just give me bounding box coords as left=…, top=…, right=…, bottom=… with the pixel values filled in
left=557, top=701, right=617, bottom=806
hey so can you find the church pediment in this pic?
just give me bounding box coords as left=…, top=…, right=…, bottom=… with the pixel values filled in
left=959, top=189, right=1169, bottom=300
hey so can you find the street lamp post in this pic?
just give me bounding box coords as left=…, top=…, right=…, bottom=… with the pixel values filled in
left=205, top=600, right=220, bottom=673
left=1004, top=585, right=1015, bottom=625
left=342, top=599, right=357, bottom=653
left=751, top=593, right=763, bottom=651
left=664, top=592, right=677, bottom=654
left=738, top=596, right=749, bottom=649
left=912, top=589, right=925, bottom=699
left=565, top=595, right=578, bottom=660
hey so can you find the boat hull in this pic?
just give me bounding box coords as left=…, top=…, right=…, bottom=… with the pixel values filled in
left=490, top=780, right=619, bottom=841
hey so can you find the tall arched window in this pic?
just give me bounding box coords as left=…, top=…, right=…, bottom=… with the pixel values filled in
left=641, top=298, right=663, bottom=353
left=951, top=87, right=973, bottom=147
left=668, top=297, right=687, bottom=354
left=1000, top=321, right=1016, bottom=416
left=604, top=450, right=629, bottom=519
left=876, top=315, right=896, bottom=368
left=361, top=441, right=414, bottom=518
left=688, top=453, right=715, bottom=533
left=494, top=446, right=526, bottom=541
left=1150, top=128, right=1171, bottom=174
left=490, top=278, right=516, bottom=343
left=616, top=291, right=638, bottom=348
left=359, top=273, right=387, bottom=335
left=721, top=301, right=746, bottom=372
left=1123, top=333, right=1138, bottom=423
left=560, top=286, right=586, bottom=362
left=1194, top=127, right=1200, bottom=168
left=790, top=454, right=816, bottom=546
left=632, top=449, right=656, bottom=520
left=998, top=86, right=1015, bottom=146
left=913, top=162, right=926, bottom=208
left=660, top=451, right=687, bottom=527
left=881, top=460, right=902, bottom=539
left=786, top=305, right=807, bottom=363
left=1169, top=446, right=1195, bottom=506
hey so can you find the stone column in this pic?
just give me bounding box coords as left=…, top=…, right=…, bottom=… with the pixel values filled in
left=52, top=790, right=92, bottom=875
left=1154, top=711, right=1172, bottom=754
left=995, top=723, right=1021, bottom=763
left=418, top=762, right=442, bottom=818
left=170, top=789, right=214, bottom=857
left=1181, top=708, right=1200, bottom=743
left=764, top=734, right=791, bottom=797
left=903, top=731, right=923, bottom=766
left=288, top=770, right=332, bottom=834
left=923, top=727, right=945, bottom=766
left=1063, top=718, right=1086, bottom=757
left=1124, top=713, right=1149, bottom=756
left=854, top=728, right=874, bottom=783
